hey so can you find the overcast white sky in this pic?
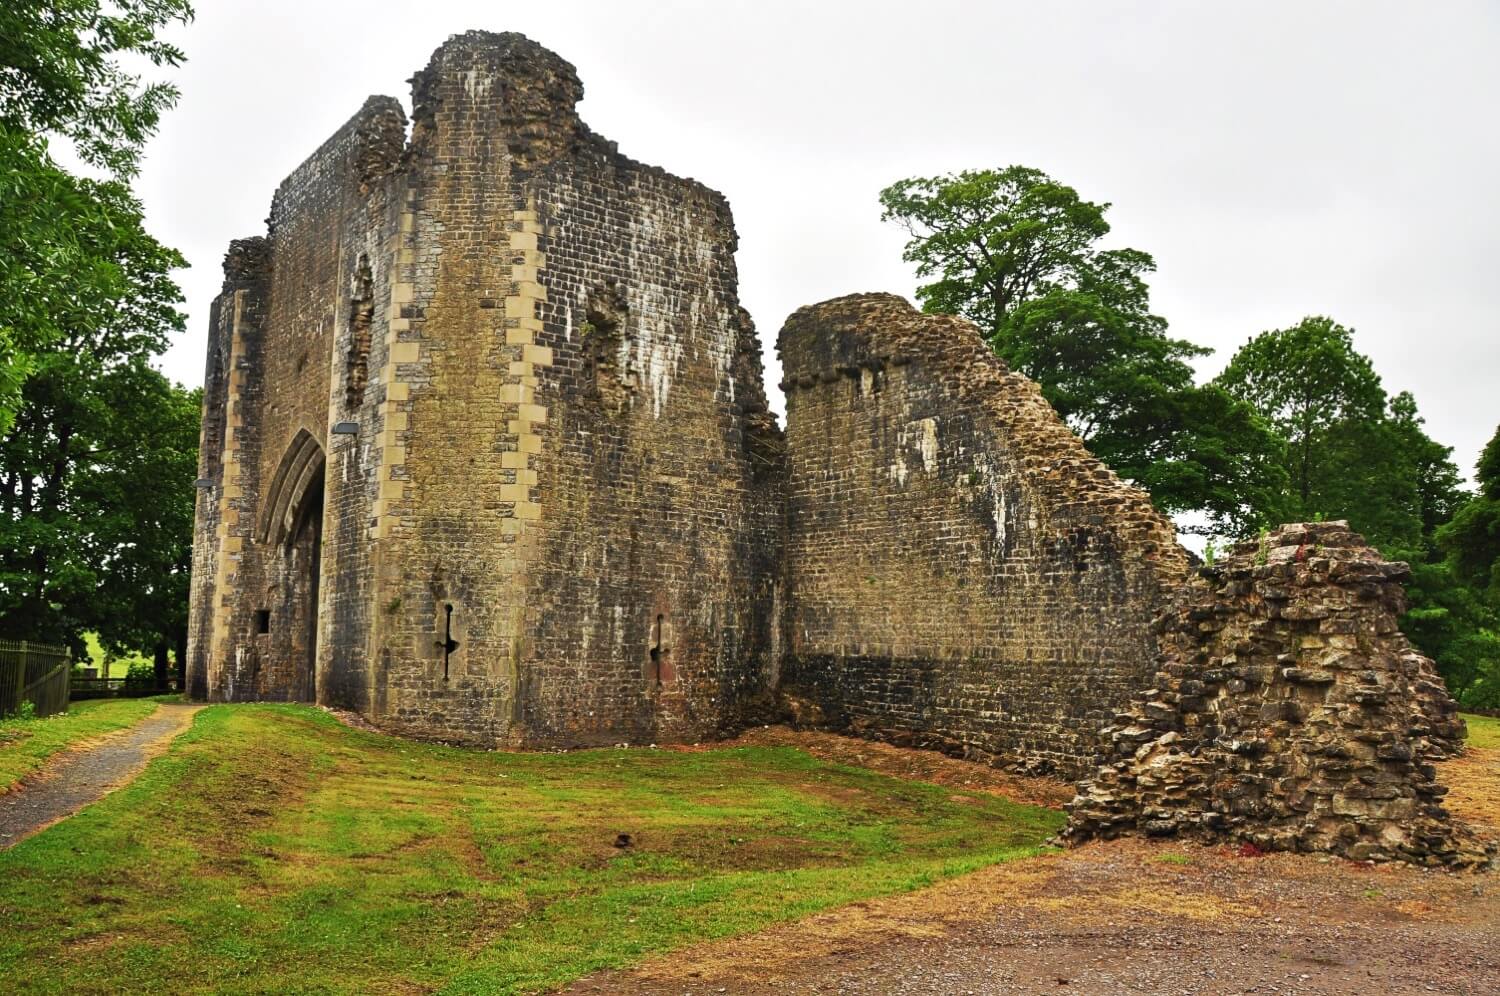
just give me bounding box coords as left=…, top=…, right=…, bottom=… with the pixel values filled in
left=137, top=1, right=1499, bottom=481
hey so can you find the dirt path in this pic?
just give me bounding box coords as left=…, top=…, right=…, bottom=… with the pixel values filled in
left=567, top=741, right=1500, bottom=996
left=0, top=702, right=203, bottom=849
left=566, top=839, right=1498, bottom=995
left=687, top=726, right=1076, bottom=808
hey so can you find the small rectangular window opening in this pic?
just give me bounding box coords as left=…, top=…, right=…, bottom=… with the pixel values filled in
left=255, top=609, right=271, bottom=635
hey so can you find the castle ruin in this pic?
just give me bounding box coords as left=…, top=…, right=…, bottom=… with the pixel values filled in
left=190, top=32, right=780, bottom=747
left=189, top=32, right=1479, bottom=867
left=188, top=31, right=1185, bottom=772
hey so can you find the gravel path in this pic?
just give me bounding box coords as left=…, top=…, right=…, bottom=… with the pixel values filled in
left=0, top=702, right=203, bottom=849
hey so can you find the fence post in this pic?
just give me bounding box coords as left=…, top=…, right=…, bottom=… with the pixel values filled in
left=12, top=640, right=27, bottom=714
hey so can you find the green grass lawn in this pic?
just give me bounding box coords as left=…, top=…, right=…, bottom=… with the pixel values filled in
left=1463, top=712, right=1500, bottom=750
left=0, top=705, right=1062, bottom=994
left=79, top=631, right=154, bottom=679
left=0, top=698, right=162, bottom=791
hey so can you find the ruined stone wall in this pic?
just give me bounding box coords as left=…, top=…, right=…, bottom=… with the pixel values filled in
left=190, top=32, right=1197, bottom=758
left=186, top=239, right=269, bottom=702
left=1064, top=522, right=1490, bottom=867
left=318, top=100, right=408, bottom=715
left=356, top=35, right=533, bottom=742
left=777, top=294, right=1187, bottom=775
left=519, top=144, right=783, bottom=747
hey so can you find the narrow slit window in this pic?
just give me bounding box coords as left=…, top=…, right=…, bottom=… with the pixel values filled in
left=648, top=614, right=664, bottom=686
left=345, top=255, right=374, bottom=409
left=437, top=603, right=459, bottom=680
left=255, top=609, right=271, bottom=635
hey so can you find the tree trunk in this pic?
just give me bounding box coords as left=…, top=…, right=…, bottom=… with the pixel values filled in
left=174, top=627, right=188, bottom=694
left=153, top=641, right=169, bottom=692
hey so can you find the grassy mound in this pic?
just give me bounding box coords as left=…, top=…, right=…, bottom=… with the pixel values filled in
left=1464, top=712, right=1500, bottom=751
left=0, top=704, right=1061, bottom=994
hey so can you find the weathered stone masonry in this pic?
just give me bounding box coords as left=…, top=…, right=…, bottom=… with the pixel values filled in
left=189, top=33, right=779, bottom=747
left=776, top=295, right=1188, bottom=776
left=1063, top=523, right=1489, bottom=867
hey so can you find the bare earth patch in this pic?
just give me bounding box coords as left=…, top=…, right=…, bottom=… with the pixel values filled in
left=688, top=726, right=1077, bottom=808
left=566, top=738, right=1500, bottom=996
left=1440, top=747, right=1500, bottom=839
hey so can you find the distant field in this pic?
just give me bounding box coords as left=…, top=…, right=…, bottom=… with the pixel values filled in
left=0, top=705, right=1061, bottom=995
left=1464, top=712, right=1500, bottom=751
left=78, top=632, right=154, bottom=679
left=0, top=699, right=161, bottom=792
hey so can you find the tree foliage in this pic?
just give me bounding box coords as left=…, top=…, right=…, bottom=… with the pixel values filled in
left=880, top=166, right=1285, bottom=534
left=1439, top=425, right=1500, bottom=602
left=0, top=0, right=193, bottom=432
left=0, top=318, right=199, bottom=661
left=1402, top=557, right=1500, bottom=709
left=1213, top=318, right=1465, bottom=555
left=0, top=1, right=196, bottom=661
left=1, top=0, right=193, bottom=177
left=880, top=166, right=1111, bottom=332
left=1424, top=424, right=1500, bottom=708
left=1215, top=317, right=1387, bottom=511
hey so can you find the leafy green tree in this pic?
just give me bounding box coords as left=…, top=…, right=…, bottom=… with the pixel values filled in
left=880, top=166, right=1112, bottom=332
left=1438, top=425, right=1500, bottom=603
left=1215, top=317, right=1386, bottom=509
left=1384, top=409, right=1493, bottom=705
left=880, top=166, right=1284, bottom=533
left=1402, top=558, right=1500, bottom=708
left=1212, top=316, right=1450, bottom=552
left=0, top=340, right=198, bottom=667
left=2, top=0, right=192, bottom=176
left=0, top=0, right=193, bottom=432
left=1428, top=425, right=1500, bottom=707
left=1135, top=384, right=1292, bottom=537
left=85, top=375, right=201, bottom=687
left=1388, top=391, right=1466, bottom=539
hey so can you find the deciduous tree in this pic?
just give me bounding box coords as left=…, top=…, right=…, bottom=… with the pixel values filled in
left=1429, top=425, right=1500, bottom=707
left=880, top=166, right=1284, bottom=533
left=1438, top=425, right=1500, bottom=603
left=0, top=0, right=193, bottom=431
left=1214, top=316, right=1426, bottom=549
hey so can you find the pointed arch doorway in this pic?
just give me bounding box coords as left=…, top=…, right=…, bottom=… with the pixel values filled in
left=259, top=429, right=327, bottom=702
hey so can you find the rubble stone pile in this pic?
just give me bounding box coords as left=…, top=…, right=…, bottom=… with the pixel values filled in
left=1064, top=522, right=1494, bottom=868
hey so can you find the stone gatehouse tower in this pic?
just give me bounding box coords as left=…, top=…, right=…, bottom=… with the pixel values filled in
left=189, top=31, right=1185, bottom=769
left=188, top=32, right=781, bottom=746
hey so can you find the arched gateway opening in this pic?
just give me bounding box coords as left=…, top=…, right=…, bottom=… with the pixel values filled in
left=260, top=429, right=327, bottom=702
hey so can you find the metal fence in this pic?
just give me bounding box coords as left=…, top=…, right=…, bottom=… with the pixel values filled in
left=71, top=675, right=180, bottom=700
left=0, top=640, right=72, bottom=719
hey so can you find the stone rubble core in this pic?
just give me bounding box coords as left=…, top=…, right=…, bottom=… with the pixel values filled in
left=1063, top=522, right=1493, bottom=868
